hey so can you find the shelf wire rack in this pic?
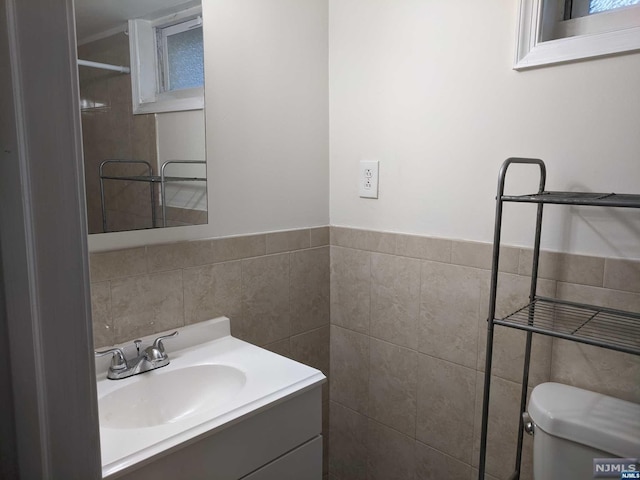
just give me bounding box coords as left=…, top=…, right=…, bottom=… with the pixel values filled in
left=502, top=191, right=640, bottom=208
left=495, top=297, right=640, bottom=355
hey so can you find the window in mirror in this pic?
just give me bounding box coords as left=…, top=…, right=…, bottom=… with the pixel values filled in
left=514, top=0, right=640, bottom=69
left=158, top=18, right=204, bottom=92
left=129, top=5, right=204, bottom=114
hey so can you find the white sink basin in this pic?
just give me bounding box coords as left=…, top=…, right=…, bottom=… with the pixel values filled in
left=95, top=317, right=325, bottom=479
left=99, top=364, right=246, bottom=429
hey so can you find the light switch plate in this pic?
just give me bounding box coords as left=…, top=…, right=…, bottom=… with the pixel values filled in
left=359, top=160, right=379, bottom=199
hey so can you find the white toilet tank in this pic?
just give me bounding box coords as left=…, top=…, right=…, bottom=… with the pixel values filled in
left=528, top=382, right=640, bottom=480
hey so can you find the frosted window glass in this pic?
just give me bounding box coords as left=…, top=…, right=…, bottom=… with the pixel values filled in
left=166, top=27, right=204, bottom=91
left=589, top=0, right=640, bottom=14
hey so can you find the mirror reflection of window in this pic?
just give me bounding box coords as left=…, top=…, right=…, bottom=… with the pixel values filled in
left=158, top=18, right=205, bottom=92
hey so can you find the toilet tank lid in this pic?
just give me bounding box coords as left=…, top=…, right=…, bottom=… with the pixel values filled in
left=528, top=383, right=640, bottom=458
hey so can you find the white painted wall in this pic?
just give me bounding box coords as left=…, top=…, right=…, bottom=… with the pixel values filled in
left=329, top=0, right=640, bottom=259
left=205, top=0, right=329, bottom=237
left=89, top=0, right=329, bottom=251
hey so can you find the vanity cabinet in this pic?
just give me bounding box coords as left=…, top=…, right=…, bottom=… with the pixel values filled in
left=111, top=386, right=323, bottom=480
left=242, top=436, right=322, bottom=480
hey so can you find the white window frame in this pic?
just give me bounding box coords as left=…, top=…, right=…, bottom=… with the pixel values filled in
left=157, top=16, right=203, bottom=94
left=514, top=0, right=640, bottom=70
left=129, top=6, right=204, bottom=115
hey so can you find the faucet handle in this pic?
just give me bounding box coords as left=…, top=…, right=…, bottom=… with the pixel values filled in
left=95, top=347, right=127, bottom=371
left=151, top=331, right=179, bottom=355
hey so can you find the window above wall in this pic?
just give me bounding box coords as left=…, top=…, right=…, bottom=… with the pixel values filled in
left=129, top=6, right=204, bottom=114
left=573, top=0, right=640, bottom=17
left=515, top=0, right=640, bottom=69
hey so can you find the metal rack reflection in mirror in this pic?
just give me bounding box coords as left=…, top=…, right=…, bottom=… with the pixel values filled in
left=74, top=0, right=207, bottom=234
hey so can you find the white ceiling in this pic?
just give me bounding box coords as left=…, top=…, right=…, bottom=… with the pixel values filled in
left=75, top=0, right=199, bottom=43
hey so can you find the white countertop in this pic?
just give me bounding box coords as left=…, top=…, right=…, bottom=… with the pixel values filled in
left=96, top=317, right=326, bottom=478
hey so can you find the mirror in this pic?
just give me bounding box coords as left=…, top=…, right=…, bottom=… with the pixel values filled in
left=75, top=0, right=207, bottom=234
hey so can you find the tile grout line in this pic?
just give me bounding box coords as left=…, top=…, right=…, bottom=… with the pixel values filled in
left=414, top=437, right=475, bottom=471
left=414, top=258, right=424, bottom=441
left=546, top=279, right=559, bottom=384
left=178, top=268, right=186, bottom=328
left=330, top=322, right=484, bottom=377
left=239, top=256, right=246, bottom=340
left=286, top=251, right=291, bottom=341
left=181, top=265, right=187, bottom=328
left=288, top=249, right=293, bottom=344
left=107, top=279, right=114, bottom=347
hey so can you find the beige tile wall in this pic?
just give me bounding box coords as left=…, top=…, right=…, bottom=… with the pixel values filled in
left=78, top=33, right=159, bottom=234
left=329, top=226, right=640, bottom=480
left=88, top=227, right=331, bottom=475
left=88, top=225, right=639, bottom=480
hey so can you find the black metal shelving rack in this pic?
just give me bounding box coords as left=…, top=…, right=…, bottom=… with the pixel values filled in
left=477, top=158, right=640, bottom=480
left=99, top=159, right=206, bottom=232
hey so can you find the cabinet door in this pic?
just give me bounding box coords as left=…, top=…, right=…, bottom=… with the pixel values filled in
left=241, top=436, right=322, bottom=480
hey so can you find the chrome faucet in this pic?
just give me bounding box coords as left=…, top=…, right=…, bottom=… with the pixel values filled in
left=95, top=331, right=179, bottom=380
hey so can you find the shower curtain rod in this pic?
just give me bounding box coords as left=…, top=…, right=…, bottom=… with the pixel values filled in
left=77, top=59, right=130, bottom=74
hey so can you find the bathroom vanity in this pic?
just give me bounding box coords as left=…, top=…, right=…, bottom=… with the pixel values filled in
left=95, top=318, right=326, bottom=480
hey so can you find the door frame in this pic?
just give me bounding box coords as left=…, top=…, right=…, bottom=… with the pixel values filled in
left=0, top=0, right=101, bottom=477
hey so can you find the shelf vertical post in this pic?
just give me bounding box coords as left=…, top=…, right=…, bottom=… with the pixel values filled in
left=150, top=180, right=157, bottom=228
left=99, top=168, right=108, bottom=233
left=512, top=161, right=546, bottom=478
left=478, top=158, right=546, bottom=480
left=478, top=160, right=510, bottom=479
